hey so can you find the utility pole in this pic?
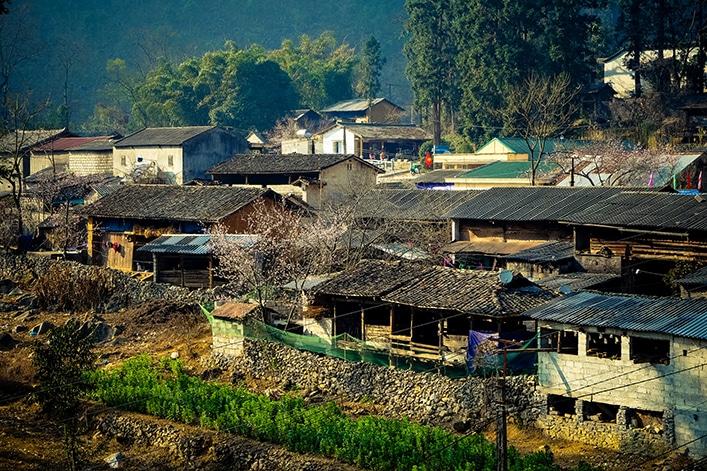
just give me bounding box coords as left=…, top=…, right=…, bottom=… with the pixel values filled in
left=496, top=343, right=509, bottom=471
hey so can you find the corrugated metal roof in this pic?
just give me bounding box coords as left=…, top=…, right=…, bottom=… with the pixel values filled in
left=504, top=241, right=574, bottom=263
left=444, top=187, right=641, bottom=221
left=455, top=160, right=560, bottom=179
left=561, top=192, right=707, bottom=231
left=524, top=291, right=707, bottom=340
left=137, top=234, right=258, bottom=255
left=32, top=136, right=114, bottom=152
left=356, top=189, right=482, bottom=221
left=115, top=126, right=216, bottom=147
left=321, top=98, right=402, bottom=113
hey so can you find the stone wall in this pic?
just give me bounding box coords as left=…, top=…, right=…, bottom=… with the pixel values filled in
left=96, top=414, right=357, bottom=471
left=538, top=402, right=672, bottom=457
left=536, top=322, right=707, bottom=456
left=210, top=338, right=544, bottom=430
left=0, top=253, right=234, bottom=311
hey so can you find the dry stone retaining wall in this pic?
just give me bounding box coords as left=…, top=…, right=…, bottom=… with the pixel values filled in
left=211, top=338, right=544, bottom=430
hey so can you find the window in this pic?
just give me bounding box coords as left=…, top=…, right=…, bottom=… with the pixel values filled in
left=586, top=332, right=621, bottom=359
left=547, top=394, right=576, bottom=417
left=540, top=328, right=578, bottom=355
left=630, top=336, right=669, bottom=365
left=167, top=155, right=174, bottom=167
left=121, top=155, right=126, bottom=166
left=333, top=141, right=341, bottom=153
left=584, top=401, right=619, bottom=424
left=627, top=408, right=663, bottom=431
left=346, top=163, right=353, bottom=170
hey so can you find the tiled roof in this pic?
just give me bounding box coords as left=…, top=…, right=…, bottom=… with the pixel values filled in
left=78, top=184, right=272, bottom=222
left=137, top=234, right=258, bottom=255
left=524, top=291, right=707, bottom=341
left=330, top=123, right=431, bottom=140
left=674, top=266, right=707, bottom=287
left=561, top=192, right=707, bottom=232
left=444, top=187, right=632, bottom=221
left=114, top=126, right=216, bottom=147
left=207, top=153, right=383, bottom=175
left=442, top=240, right=544, bottom=256
left=536, top=273, right=620, bottom=292
left=504, top=241, right=575, bottom=262
left=311, top=260, right=556, bottom=316
left=356, top=189, right=482, bottom=221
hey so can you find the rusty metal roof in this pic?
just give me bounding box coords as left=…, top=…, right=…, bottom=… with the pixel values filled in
left=524, top=291, right=707, bottom=340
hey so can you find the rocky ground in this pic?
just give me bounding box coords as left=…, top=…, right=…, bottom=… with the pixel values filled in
left=0, top=269, right=698, bottom=471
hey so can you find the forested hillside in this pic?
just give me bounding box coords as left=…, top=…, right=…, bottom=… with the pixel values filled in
left=8, top=0, right=409, bottom=129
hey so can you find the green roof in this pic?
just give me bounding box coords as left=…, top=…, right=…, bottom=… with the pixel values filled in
left=455, top=160, right=560, bottom=179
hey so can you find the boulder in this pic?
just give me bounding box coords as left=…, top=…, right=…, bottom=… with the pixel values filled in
left=0, top=332, right=14, bottom=350
left=30, top=321, right=54, bottom=335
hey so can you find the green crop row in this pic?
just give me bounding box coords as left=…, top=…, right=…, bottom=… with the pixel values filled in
left=88, top=355, right=600, bottom=471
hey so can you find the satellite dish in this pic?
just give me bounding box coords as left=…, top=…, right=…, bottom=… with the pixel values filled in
left=498, top=270, right=513, bottom=284
left=559, top=285, right=572, bottom=294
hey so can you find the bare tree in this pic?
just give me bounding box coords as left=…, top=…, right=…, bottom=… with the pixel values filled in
left=502, top=73, right=579, bottom=185
left=0, top=4, right=42, bottom=120
left=0, top=94, right=50, bottom=248
left=547, top=140, right=681, bottom=187
left=209, top=199, right=346, bottom=316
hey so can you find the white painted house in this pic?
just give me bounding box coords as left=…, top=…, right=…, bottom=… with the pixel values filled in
left=525, top=292, right=707, bottom=458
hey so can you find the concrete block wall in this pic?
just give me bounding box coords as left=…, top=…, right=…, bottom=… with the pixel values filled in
left=211, top=318, right=245, bottom=357
left=537, top=325, right=707, bottom=456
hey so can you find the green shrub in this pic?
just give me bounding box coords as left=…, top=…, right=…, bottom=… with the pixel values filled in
left=88, top=355, right=599, bottom=471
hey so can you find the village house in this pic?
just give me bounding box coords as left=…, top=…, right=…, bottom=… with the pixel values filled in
left=319, top=97, right=405, bottom=124
left=561, top=191, right=707, bottom=295
left=299, top=259, right=556, bottom=371
left=113, top=126, right=248, bottom=185
left=67, top=135, right=122, bottom=177
left=442, top=186, right=630, bottom=274
left=207, top=153, right=383, bottom=209
left=0, top=128, right=75, bottom=192
left=79, top=184, right=283, bottom=272
left=524, top=291, right=707, bottom=458
left=136, top=234, right=258, bottom=288
left=318, top=122, right=431, bottom=161
left=29, top=135, right=117, bottom=176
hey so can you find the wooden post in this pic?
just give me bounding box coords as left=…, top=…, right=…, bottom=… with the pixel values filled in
left=496, top=345, right=508, bottom=471
left=152, top=253, right=158, bottom=283
left=208, top=254, right=214, bottom=288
